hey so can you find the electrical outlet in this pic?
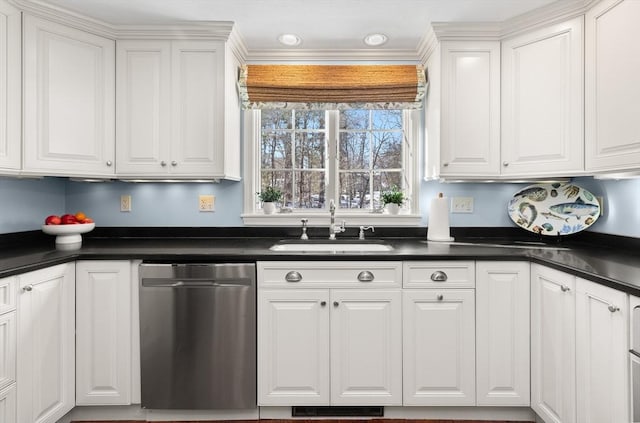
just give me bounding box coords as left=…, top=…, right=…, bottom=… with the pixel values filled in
left=199, top=195, right=215, bottom=212
left=451, top=196, right=474, bottom=213
left=120, top=195, right=131, bottom=212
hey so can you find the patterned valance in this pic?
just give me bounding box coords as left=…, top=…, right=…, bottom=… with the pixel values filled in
left=238, top=64, right=426, bottom=110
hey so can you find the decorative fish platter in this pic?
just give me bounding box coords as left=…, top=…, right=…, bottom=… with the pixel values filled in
left=507, top=183, right=601, bottom=236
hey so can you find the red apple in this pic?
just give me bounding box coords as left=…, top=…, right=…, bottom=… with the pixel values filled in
left=60, top=214, right=78, bottom=225
left=44, top=215, right=61, bottom=225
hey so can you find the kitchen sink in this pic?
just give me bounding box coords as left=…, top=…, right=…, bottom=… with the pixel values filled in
left=269, top=240, right=394, bottom=252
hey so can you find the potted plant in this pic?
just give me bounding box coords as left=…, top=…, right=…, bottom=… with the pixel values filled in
left=381, top=185, right=404, bottom=215
left=257, top=186, right=282, bottom=214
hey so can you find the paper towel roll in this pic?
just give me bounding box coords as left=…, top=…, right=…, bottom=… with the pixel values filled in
left=427, top=193, right=454, bottom=241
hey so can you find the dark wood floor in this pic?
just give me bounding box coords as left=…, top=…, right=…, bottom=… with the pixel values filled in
left=73, top=420, right=535, bottom=423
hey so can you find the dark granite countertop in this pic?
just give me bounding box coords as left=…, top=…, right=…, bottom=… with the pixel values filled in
left=0, top=227, right=638, bottom=296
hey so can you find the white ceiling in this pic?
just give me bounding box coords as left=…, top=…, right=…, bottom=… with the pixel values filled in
left=38, top=0, right=560, bottom=52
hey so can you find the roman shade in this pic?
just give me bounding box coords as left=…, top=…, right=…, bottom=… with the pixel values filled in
left=238, top=64, right=426, bottom=110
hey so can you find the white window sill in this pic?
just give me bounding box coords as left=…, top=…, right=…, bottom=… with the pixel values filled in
left=242, top=212, right=422, bottom=227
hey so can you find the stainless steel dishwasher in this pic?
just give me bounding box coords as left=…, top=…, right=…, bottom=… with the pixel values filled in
left=139, top=262, right=256, bottom=409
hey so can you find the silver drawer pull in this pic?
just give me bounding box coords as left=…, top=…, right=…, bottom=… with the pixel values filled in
left=357, top=271, right=375, bottom=282
left=560, top=285, right=571, bottom=292
left=23, top=284, right=33, bottom=292
left=608, top=304, right=620, bottom=313
left=430, top=271, right=448, bottom=282
left=437, top=294, right=444, bottom=301
left=285, top=271, right=302, bottom=283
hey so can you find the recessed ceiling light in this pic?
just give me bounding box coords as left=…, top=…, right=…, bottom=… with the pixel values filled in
left=364, top=33, right=388, bottom=47
left=278, top=33, right=302, bottom=46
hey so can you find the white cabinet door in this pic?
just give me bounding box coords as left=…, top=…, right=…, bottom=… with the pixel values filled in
left=76, top=261, right=132, bottom=405
left=22, top=15, right=115, bottom=177
left=115, top=40, right=171, bottom=175
left=0, top=312, right=15, bottom=391
left=0, top=0, right=20, bottom=172
left=476, top=261, right=530, bottom=406
left=0, top=383, right=16, bottom=423
left=403, top=289, right=475, bottom=405
left=439, top=41, right=501, bottom=177
left=330, top=289, right=402, bottom=405
left=258, top=289, right=330, bottom=405
left=17, top=263, right=75, bottom=423
left=576, top=277, right=629, bottom=423
left=585, top=0, right=640, bottom=172
left=501, top=17, right=584, bottom=177
left=531, top=264, right=576, bottom=423
left=170, top=41, right=225, bottom=177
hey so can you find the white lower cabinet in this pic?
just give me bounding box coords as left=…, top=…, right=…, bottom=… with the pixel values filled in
left=575, top=277, right=628, bottom=423
left=0, top=383, right=16, bottom=423
left=17, top=263, right=75, bottom=423
left=257, top=261, right=402, bottom=406
left=75, top=261, right=133, bottom=405
left=531, top=264, right=629, bottom=423
left=403, top=289, right=475, bottom=405
left=531, top=264, right=576, bottom=423
left=476, top=261, right=530, bottom=406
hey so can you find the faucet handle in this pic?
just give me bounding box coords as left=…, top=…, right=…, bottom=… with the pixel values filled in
left=359, top=225, right=375, bottom=240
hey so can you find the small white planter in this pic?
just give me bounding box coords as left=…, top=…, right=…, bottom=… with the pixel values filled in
left=262, top=202, right=277, bottom=214
left=385, top=203, right=400, bottom=215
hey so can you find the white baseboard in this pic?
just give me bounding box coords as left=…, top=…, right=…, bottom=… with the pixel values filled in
left=56, top=405, right=260, bottom=422
left=259, top=406, right=536, bottom=421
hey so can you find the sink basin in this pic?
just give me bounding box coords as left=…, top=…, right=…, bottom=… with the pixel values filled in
left=270, top=240, right=394, bottom=252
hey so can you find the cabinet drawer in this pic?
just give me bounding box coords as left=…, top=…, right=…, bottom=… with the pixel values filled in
left=0, top=277, right=16, bottom=315
left=403, top=261, right=475, bottom=288
left=258, top=261, right=402, bottom=288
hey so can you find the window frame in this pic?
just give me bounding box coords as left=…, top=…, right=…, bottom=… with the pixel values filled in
left=242, top=109, right=422, bottom=227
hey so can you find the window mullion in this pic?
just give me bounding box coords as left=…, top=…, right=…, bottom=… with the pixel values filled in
left=327, top=110, right=339, bottom=207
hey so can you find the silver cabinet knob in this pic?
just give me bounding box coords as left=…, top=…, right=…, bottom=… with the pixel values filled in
left=161, top=161, right=167, bottom=167
left=437, top=294, right=444, bottom=301
left=560, top=285, right=571, bottom=292
left=503, top=161, right=509, bottom=167
left=320, top=301, right=327, bottom=307
left=333, top=301, right=339, bottom=307
left=106, top=160, right=113, bottom=167
left=443, top=162, right=449, bottom=167
left=608, top=305, right=620, bottom=313
left=430, top=271, right=448, bottom=282
left=171, top=161, right=177, bottom=166
left=357, top=271, right=374, bottom=282
left=285, top=271, right=302, bottom=283
left=23, top=284, right=33, bottom=292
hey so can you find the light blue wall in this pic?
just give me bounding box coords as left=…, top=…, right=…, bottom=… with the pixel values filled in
left=0, top=177, right=66, bottom=232
left=1, top=175, right=638, bottom=238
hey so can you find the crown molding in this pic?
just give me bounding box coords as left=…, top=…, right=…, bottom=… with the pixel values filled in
left=417, top=26, right=438, bottom=64
left=9, top=0, right=116, bottom=37
left=245, top=49, right=421, bottom=64
left=7, top=0, right=248, bottom=58
left=431, top=22, right=502, bottom=41
left=501, top=0, right=595, bottom=39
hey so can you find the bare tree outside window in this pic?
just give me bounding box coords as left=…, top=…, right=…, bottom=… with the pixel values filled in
left=260, top=109, right=405, bottom=211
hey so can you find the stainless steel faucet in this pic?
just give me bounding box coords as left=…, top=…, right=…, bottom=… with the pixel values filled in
left=328, top=199, right=345, bottom=240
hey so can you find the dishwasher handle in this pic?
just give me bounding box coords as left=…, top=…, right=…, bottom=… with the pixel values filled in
left=141, top=279, right=252, bottom=288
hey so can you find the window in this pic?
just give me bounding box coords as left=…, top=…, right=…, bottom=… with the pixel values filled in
left=243, top=108, right=420, bottom=226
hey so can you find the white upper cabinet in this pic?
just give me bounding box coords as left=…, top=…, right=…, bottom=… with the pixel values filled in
left=22, top=15, right=115, bottom=177
left=0, top=1, right=20, bottom=173
left=438, top=40, right=501, bottom=178
left=501, top=17, right=584, bottom=177
left=116, top=39, right=241, bottom=180
left=585, top=0, right=640, bottom=173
